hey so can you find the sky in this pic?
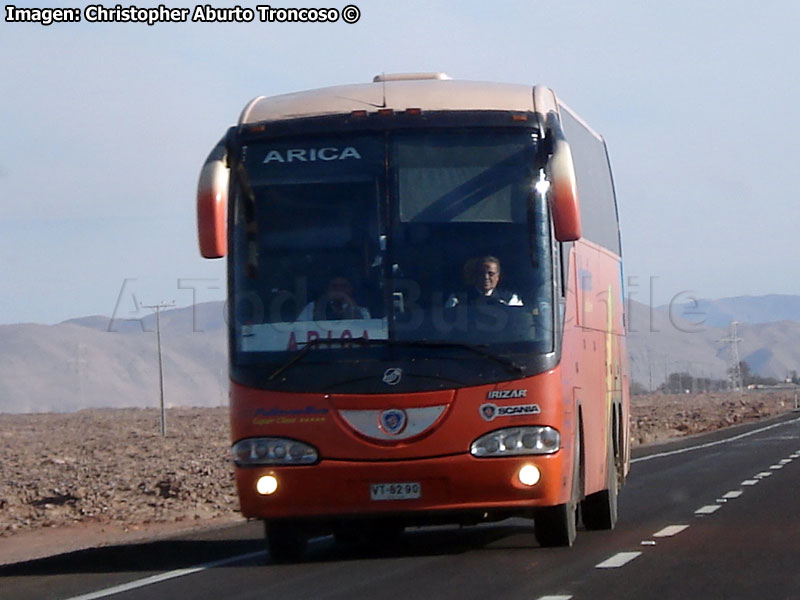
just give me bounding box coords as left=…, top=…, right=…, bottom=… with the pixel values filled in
left=1, top=0, right=799, bottom=324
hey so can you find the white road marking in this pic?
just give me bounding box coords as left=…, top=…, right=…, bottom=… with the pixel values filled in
left=722, top=490, right=743, bottom=499
left=631, top=416, right=800, bottom=464
left=58, top=417, right=800, bottom=600
left=63, top=550, right=266, bottom=600
left=779, top=459, right=792, bottom=464
left=596, top=552, right=642, bottom=568
left=640, top=540, right=656, bottom=546
left=695, top=505, right=721, bottom=515
left=652, top=525, right=689, bottom=538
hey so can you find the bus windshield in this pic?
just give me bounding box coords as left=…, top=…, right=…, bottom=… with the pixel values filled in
left=231, top=129, right=553, bottom=385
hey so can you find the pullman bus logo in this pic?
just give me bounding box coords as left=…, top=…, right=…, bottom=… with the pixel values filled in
left=382, top=367, right=403, bottom=385
left=378, top=409, right=407, bottom=435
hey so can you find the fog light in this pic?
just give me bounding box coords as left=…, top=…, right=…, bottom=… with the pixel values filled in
left=256, top=475, right=278, bottom=495
left=518, top=465, right=541, bottom=486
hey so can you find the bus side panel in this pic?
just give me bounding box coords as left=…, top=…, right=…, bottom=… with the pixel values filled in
left=562, top=239, right=627, bottom=497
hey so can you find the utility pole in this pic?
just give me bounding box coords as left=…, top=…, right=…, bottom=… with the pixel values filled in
left=720, top=321, right=743, bottom=392
left=143, top=301, right=175, bottom=436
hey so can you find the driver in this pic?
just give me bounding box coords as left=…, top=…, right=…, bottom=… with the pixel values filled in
left=445, top=256, right=523, bottom=307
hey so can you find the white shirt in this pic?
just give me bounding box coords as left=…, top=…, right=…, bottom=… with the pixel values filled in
left=445, top=288, right=523, bottom=307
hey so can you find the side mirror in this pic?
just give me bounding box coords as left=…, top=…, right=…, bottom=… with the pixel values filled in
left=545, top=112, right=582, bottom=242
left=197, top=139, right=229, bottom=258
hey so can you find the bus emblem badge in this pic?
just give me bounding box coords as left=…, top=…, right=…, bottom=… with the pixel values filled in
left=382, top=367, right=403, bottom=385
left=378, top=409, right=407, bottom=435
left=481, top=402, right=541, bottom=421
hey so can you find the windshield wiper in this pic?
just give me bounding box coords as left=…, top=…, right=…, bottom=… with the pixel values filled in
left=354, top=339, right=526, bottom=375
left=267, top=338, right=323, bottom=381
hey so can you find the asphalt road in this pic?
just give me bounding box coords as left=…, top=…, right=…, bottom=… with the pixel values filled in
left=4, top=412, right=800, bottom=600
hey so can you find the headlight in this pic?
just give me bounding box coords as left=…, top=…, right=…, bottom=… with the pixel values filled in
left=470, top=427, right=560, bottom=457
left=232, top=437, right=318, bottom=465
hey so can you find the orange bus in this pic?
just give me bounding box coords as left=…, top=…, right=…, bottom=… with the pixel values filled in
left=197, top=73, right=629, bottom=560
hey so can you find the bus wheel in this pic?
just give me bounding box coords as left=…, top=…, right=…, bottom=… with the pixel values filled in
left=581, top=433, right=619, bottom=530
left=535, top=431, right=580, bottom=547
left=265, top=520, right=307, bottom=563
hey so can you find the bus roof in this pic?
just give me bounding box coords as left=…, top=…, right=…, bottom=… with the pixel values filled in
left=239, top=75, right=557, bottom=125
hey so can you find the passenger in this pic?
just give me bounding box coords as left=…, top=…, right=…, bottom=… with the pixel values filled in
left=296, top=276, right=370, bottom=321
left=445, top=256, right=523, bottom=307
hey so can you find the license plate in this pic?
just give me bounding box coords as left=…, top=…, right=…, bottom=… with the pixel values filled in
left=370, top=482, right=421, bottom=501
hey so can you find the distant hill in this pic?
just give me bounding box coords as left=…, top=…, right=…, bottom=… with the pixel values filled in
left=2, top=296, right=799, bottom=412
left=626, top=298, right=729, bottom=388
left=665, top=294, right=800, bottom=329
left=0, top=303, right=228, bottom=413
left=627, top=298, right=800, bottom=388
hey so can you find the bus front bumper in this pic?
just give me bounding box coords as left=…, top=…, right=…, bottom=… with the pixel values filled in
left=235, top=452, right=568, bottom=521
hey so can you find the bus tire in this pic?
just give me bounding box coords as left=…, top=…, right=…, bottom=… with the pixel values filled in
left=265, top=520, right=307, bottom=563
left=535, top=430, right=580, bottom=547
left=581, top=431, right=619, bottom=530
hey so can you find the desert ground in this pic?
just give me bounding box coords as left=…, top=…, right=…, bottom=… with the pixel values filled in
left=1, top=391, right=797, bottom=564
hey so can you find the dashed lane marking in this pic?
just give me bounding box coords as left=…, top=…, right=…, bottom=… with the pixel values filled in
left=596, top=552, right=642, bottom=569
left=63, top=550, right=266, bottom=600
left=652, top=525, right=689, bottom=538
left=695, top=505, right=721, bottom=515
left=540, top=442, right=800, bottom=599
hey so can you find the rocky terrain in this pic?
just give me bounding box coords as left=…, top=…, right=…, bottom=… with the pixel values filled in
left=1, top=391, right=797, bottom=563
left=0, top=407, right=239, bottom=563
left=630, top=390, right=796, bottom=445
